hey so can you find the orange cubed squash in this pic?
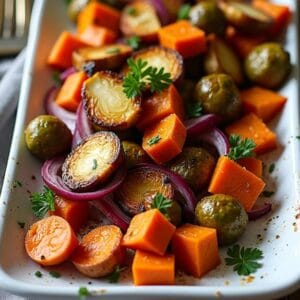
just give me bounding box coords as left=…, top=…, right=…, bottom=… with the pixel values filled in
left=47, top=31, right=88, bottom=70
left=237, top=157, right=263, bottom=178
left=225, top=113, right=277, bottom=154
left=172, top=224, right=220, bottom=278
left=208, top=156, right=265, bottom=212
left=158, top=20, right=206, bottom=58
left=77, top=2, right=120, bottom=34
left=252, top=0, right=291, bottom=35
left=122, top=209, right=176, bottom=256
left=142, top=113, right=187, bottom=164
left=55, top=71, right=88, bottom=112
left=132, top=250, right=175, bottom=285
left=137, top=84, right=185, bottom=130
left=78, top=24, right=117, bottom=47
left=240, top=87, right=287, bottom=122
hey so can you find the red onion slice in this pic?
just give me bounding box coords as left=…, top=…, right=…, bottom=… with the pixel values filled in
left=132, top=163, right=197, bottom=221
left=248, top=202, right=272, bottom=221
left=41, top=156, right=127, bottom=201
left=147, top=0, right=170, bottom=25
left=44, top=86, right=76, bottom=132
left=91, top=197, right=131, bottom=231
left=71, top=127, right=82, bottom=149
left=185, top=114, right=221, bottom=137
left=59, top=67, right=76, bottom=82
left=76, top=101, right=93, bottom=139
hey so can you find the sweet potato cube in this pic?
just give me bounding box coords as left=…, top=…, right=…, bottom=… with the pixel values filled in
left=225, top=113, right=277, bottom=154
left=241, top=87, right=287, bottom=122
left=172, top=224, right=220, bottom=278
left=56, top=71, right=88, bottom=112
left=137, top=85, right=185, bottom=130
left=142, top=113, right=187, bottom=164
left=122, top=209, right=176, bottom=256
left=158, top=20, right=206, bottom=58
left=208, top=156, right=265, bottom=212
left=132, top=250, right=175, bottom=285
left=47, top=31, right=88, bottom=69
left=237, top=157, right=263, bottom=178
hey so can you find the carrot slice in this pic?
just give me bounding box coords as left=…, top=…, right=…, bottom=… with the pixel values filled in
left=208, top=156, right=265, bottom=212
left=72, top=225, right=125, bottom=278
left=50, top=195, right=89, bottom=232
left=25, top=216, right=78, bottom=266
left=237, top=157, right=263, bottom=178
left=132, top=250, right=175, bottom=285
left=47, top=31, right=88, bottom=70
left=136, top=85, right=185, bottom=130
left=122, top=209, right=176, bottom=256
left=78, top=24, right=117, bottom=47
left=225, top=113, right=277, bottom=154
left=158, top=20, right=206, bottom=58
left=252, top=0, right=291, bottom=35
left=77, top=2, right=120, bottom=34
left=172, top=224, right=220, bottom=278
left=240, top=86, right=287, bottom=122
left=55, top=71, right=88, bottom=112
left=142, top=113, right=187, bottom=164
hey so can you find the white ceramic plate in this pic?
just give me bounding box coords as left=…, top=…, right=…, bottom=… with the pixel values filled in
left=0, top=0, right=299, bottom=299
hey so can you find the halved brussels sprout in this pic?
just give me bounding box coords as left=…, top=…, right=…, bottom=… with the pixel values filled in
left=116, top=167, right=174, bottom=215
left=83, top=71, right=142, bottom=130
left=62, top=131, right=123, bottom=191
left=122, top=140, right=150, bottom=168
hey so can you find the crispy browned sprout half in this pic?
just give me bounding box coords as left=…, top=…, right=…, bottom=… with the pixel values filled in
left=83, top=71, right=142, bottom=130
left=62, top=131, right=123, bottom=192
left=204, top=37, right=244, bottom=85
left=116, top=167, right=174, bottom=216
left=122, top=141, right=150, bottom=168
left=73, top=44, right=133, bottom=71
left=219, top=1, right=273, bottom=34
left=121, top=1, right=161, bottom=42
left=122, top=46, right=183, bottom=84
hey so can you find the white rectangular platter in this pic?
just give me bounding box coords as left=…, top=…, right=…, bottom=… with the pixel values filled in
left=0, top=0, right=299, bottom=299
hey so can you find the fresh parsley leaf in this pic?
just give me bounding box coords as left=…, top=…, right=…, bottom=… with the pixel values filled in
left=107, top=265, right=126, bottom=283
left=35, top=271, right=43, bottom=278
left=268, top=163, right=275, bottom=173
left=49, top=271, right=61, bottom=278
left=52, top=71, right=62, bottom=86
left=225, top=244, right=263, bottom=276
left=147, top=135, right=161, bottom=146
left=262, top=190, right=274, bottom=197
left=78, top=286, right=90, bottom=300
left=187, top=102, right=203, bottom=118
left=177, top=4, right=191, bottom=20
left=151, top=193, right=172, bottom=217
left=125, top=36, right=141, bottom=50
left=17, top=222, right=25, bottom=229
left=30, top=186, right=55, bottom=218
left=127, top=7, right=137, bottom=16
left=106, top=47, right=120, bottom=55
left=92, top=159, right=98, bottom=170
left=123, top=58, right=172, bottom=99
left=228, top=135, right=256, bottom=161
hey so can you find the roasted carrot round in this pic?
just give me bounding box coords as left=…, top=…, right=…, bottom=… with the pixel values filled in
left=25, top=215, right=78, bottom=266
left=71, top=225, right=125, bottom=278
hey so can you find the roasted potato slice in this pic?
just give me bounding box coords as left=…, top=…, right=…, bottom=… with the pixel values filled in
left=120, top=1, right=161, bottom=42
left=83, top=71, right=142, bottom=130
left=219, top=1, right=273, bottom=34
left=73, top=44, right=133, bottom=71
left=122, top=46, right=183, bottom=84
left=62, top=131, right=123, bottom=191
left=116, top=167, right=174, bottom=216
left=204, top=37, right=244, bottom=85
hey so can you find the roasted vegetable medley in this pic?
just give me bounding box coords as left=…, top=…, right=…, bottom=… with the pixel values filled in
left=24, top=0, right=292, bottom=286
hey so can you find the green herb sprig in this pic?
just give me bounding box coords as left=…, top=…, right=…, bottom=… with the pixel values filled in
left=225, top=244, right=263, bottom=276
left=123, top=58, right=172, bottom=99
left=151, top=193, right=173, bottom=217
left=147, top=135, right=161, bottom=146
left=78, top=286, right=90, bottom=300
left=228, top=134, right=256, bottom=161
left=125, top=36, right=141, bottom=50
left=107, top=265, right=126, bottom=283
left=187, top=102, right=203, bottom=118
left=30, top=186, right=55, bottom=218
left=177, top=4, right=191, bottom=20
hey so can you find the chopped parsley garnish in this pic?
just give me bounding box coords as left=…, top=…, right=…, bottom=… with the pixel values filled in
left=125, top=36, right=141, bottom=50
left=225, top=244, right=263, bottom=276
left=78, top=286, right=90, bottom=300
left=262, top=190, right=274, bottom=197
left=151, top=193, right=173, bottom=217
left=49, top=271, right=61, bottom=278
left=147, top=135, right=161, bottom=146
left=35, top=271, right=43, bottom=278
left=17, top=222, right=25, bottom=229
left=228, top=134, right=256, bottom=161
left=92, top=159, right=98, bottom=170
left=127, top=7, right=137, bottom=16
left=106, top=47, right=120, bottom=55
left=52, top=71, right=62, bottom=86
left=123, top=58, right=172, bottom=99
left=107, top=265, right=126, bottom=283
left=30, top=186, right=55, bottom=218
left=177, top=4, right=191, bottom=20
left=186, top=102, right=203, bottom=118
left=268, top=163, right=275, bottom=174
